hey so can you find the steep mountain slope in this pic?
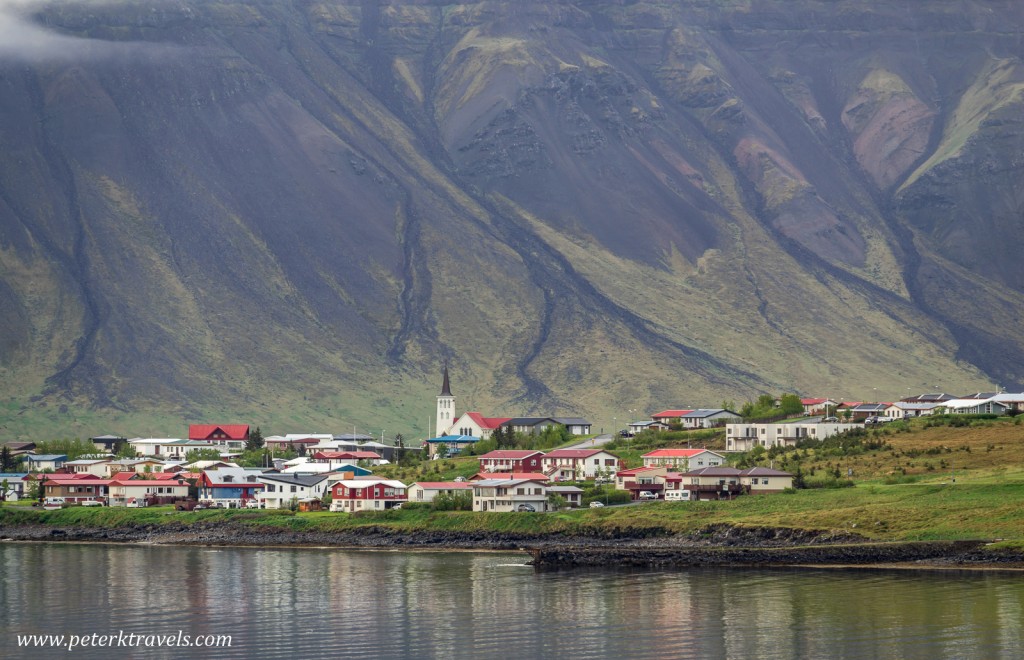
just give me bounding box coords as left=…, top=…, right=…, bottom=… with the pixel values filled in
left=0, top=0, right=1021, bottom=438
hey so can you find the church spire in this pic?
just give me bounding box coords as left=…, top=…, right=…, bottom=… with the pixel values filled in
left=440, top=363, right=452, bottom=396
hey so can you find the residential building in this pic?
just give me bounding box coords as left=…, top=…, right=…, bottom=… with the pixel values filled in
left=42, top=476, right=109, bottom=503
left=198, top=468, right=265, bottom=507
left=547, top=485, right=584, bottom=508
left=740, top=467, right=794, bottom=493
left=801, top=398, right=839, bottom=415
left=470, top=472, right=549, bottom=482
left=650, top=410, right=693, bottom=426
left=476, top=450, right=545, bottom=473
left=614, top=466, right=670, bottom=491
left=942, top=397, right=1010, bottom=415
left=311, top=450, right=385, bottom=466
left=850, top=403, right=890, bottom=421
left=541, top=449, right=620, bottom=481
left=725, top=421, right=860, bottom=451
left=641, top=449, right=725, bottom=470
left=64, top=458, right=113, bottom=477
left=188, top=424, right=250, bottom=450
left=90, top=435, right=125, bottom=453
left=888, top=402, right=940, bottom=418
left=407, top=481, right=474, bottom=504
left=0, top=473, right=30, bottom=500
left=425, top=435, right=479, bottom=458
left=677, top=467, right=745, bottom=501
left=108, top=475, right=189, bottom=506
left=25, top=454, right=67, bottom=472
left=471, top=478, right=549, bottom=512
left=679, top=409, right=742, bottom=429
left=329, top=479, right=407, bottom=512
left=258, top=473, right=331, bottom=509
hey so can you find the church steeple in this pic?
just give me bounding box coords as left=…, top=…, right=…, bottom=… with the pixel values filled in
left=440, top=363, right=452, bottom=397
left=436, top=363, right=455, bottom=437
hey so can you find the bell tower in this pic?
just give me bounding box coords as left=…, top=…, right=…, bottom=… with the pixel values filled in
left=435, top=364, right=455, bottom=437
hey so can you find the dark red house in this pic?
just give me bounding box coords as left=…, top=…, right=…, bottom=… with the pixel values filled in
left=476, top=450, right=545, bottom=473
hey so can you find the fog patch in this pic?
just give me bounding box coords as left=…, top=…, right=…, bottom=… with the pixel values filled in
left=0, top=0, right=184, bottom=62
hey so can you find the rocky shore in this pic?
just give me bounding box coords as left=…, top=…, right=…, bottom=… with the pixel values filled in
left=2, top=521, right=1022, bottom=570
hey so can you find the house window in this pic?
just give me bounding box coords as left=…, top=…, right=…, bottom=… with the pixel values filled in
left=290, top=485, right=297, bottom=493
left=267, top=484, right=276, bottom=492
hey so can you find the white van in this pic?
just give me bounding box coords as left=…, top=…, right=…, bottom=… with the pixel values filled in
left=43, top=497, right=66, bottom=509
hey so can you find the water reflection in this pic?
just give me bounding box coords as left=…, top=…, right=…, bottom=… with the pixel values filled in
left=1, top=544, right=1021, bottom=659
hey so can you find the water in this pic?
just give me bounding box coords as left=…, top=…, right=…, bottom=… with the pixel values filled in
left=1, top=543, right=1022, bottom=659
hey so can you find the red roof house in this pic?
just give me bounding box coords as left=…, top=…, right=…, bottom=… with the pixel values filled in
left=477, top=450, right=545, bottom=473
left=188, top=424, right=250, bottom=442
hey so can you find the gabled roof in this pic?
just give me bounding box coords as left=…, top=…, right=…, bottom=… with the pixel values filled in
left=26, top=454, right=67, bottom=461
left=258, top=473, right=330, bottom=487
left=471, top=472, right=549, bottom=481
left=960, top=392, right=1000, bottom=400
left=472, top=478, right=548, bottom=487
left=313, top=451, right=383, bottom=460
left=643, top=448, right=718, bottom=458
left=616, top=466, right=666, bottom=476
left=740, top=467, right=793, bottom=477
left=188, top=424, right=249, bottom=441
left=677, top=466, right=743, bottom=477
left=852, top=403, right=889, bottom=412
left=333, top=479, right=406, bottom=489
left=411, top=481, right=473, bottom=490
left=800, top=398, right=831, bottom=405
left=43, top=477, right=110, bottom=486
left=202, top=467, right=265, bottom=486
left=543, top=449, right=611, bottom=459
left=478, top=450, right=545, bottom=459
left=681, top=409, right=738, bottom=418
left=552, top=418, right=591, bottom=426
left=651, top=410, right=693, bottom=418
left=464, top=412, right=513, bottom=430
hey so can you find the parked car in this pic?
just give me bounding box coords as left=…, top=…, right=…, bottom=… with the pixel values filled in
left=618, top=429, right=633, bottom=438
left=822, top=416, right=839, bottom=423
left=516, top=504, right=537, bottom=512
left=126, top=498, right=147, bottom=508
left=43, top=497, right=66, bottom=509
left=80, top=500, right=103, bottom=507
left=589, top=501, right=604, bottom=508
left=245, top=500, right=261, bottom=509
left=638, top=491, right=658, bottom=501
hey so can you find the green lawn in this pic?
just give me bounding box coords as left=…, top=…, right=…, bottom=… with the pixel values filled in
left=5, top=482, right=1023, bottom=543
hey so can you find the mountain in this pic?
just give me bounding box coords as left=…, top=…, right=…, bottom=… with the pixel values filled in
left=1, top=0, right=1022, bottom=439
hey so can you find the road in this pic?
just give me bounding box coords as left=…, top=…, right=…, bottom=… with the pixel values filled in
left=565, top=433, right=613, bottom=450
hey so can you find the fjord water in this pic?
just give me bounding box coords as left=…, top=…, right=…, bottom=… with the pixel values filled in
left=2, top=544, right=1021, bottom=659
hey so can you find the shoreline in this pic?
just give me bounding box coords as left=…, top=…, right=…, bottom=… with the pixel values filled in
left=2, top=521, right=1023, bottom=571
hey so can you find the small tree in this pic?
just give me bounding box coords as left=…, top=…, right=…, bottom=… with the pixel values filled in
left=1, top=478, right=8, bottom=502
left=0, top=446, right=16, bottom=472
left=547, top=493, right=568, bottom=510
left=185, top=448, right=224, bottom=463
left=246, top=426, right=265, bottom=452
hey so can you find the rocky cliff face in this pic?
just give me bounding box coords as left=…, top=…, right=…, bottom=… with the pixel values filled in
left=0, top=0, right=1021, bottom=436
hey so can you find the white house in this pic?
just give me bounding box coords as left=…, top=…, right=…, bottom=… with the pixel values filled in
left=679, top=409, right=742, bottom=429
left=471, top=478, right=549, bottom=512
left=0, top=473, right=30, bottom=501
left=541, top=449, right=620, bottom=481
left=407, top=481, right=474, bottom=504
left=24, top=454, right=67, bottom=472
left=108, top=476, right=189, bottom=506
left=258, top=473, right=330, bottom=509
left=725, top=421, right=861, bottom=451
left=641, top=449, right=725, bottom=470
left=64, top=459, right=113, bottom=477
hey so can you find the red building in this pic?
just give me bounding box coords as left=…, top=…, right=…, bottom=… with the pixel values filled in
left=329, top=479, right=407, bottom=512
left=188, top=424, right=250, bottom=445
left=476, top=450, right=545, bottom=473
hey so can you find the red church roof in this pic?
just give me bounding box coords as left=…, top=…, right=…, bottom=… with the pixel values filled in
left=465, top=412, right=512, bottom=430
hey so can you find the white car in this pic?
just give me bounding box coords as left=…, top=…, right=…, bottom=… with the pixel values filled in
left=638, top=491, right=658, bottom=501
left=80, top=500, right=103, bottom=507
left=589, top=501, right=604, bottom=508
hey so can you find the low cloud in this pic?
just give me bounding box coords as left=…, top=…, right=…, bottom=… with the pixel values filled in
left=0, top=1, right=180, bottom=62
